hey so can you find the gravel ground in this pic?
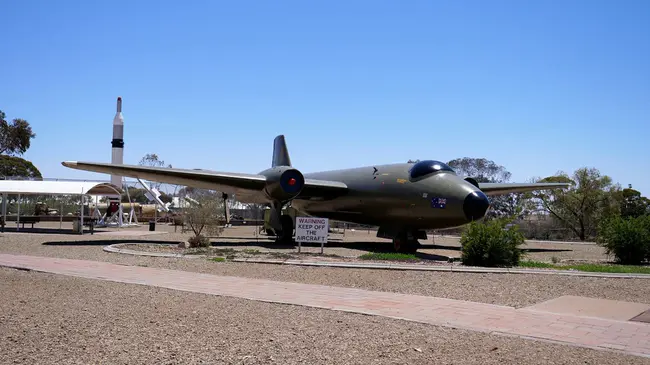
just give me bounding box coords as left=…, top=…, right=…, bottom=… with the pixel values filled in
left=0, top=229, right=648, bottom=308
left=2, top=267, right=648, bottom=365
left=217, top=227, right=612, bottom=262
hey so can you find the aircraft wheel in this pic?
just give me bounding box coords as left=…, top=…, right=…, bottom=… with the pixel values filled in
left=393, top=235, right=420, bottom=254
left=403, top=240, right=420, bottom=254
left=393, top=238, right=403, bottom=253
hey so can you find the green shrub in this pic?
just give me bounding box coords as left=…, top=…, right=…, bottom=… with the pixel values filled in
left=188, top=234, right=211, bottom=248
left=597, top=215, right=650, bottom=265
left=460, top=219, right=525, bottom=267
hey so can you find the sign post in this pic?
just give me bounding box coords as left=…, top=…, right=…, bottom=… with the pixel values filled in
left=294, top=216, right=329, bottom=254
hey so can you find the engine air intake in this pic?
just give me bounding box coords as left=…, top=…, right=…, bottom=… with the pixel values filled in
left=260, top=166, right=305, bottom=202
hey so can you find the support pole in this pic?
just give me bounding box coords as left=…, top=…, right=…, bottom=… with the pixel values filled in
left=79, top=192, right=84, bottom=235
left=59, top=199, right=63, bottom=230
left=121, top=177, right=129, bottom=227
left=222, top=193, right=231, bottom=227
left=1, top=193, right=6, bottom=233
left=255, top=205, right=259, bottom=243
left=119, top=204, right=124, bottom=226
left=17, top=194, right=20, bottom=232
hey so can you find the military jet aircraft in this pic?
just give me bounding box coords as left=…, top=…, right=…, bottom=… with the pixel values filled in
left=62, top=135, right=568, bottom=253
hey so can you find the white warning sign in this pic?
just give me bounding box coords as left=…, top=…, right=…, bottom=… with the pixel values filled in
left=295, top=216, right=329, bottom=244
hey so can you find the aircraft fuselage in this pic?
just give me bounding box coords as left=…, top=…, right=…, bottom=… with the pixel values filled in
left=292, top=163, right=484, bottom=230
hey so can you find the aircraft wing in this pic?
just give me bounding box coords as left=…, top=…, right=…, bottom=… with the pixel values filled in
left=62, top=161, right=347, bottom=203
left=478, top=182, right=570, bottom=196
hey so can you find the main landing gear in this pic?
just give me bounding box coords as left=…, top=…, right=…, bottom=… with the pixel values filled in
left=268, top=201, right=295, bottom=244
left=275, top=214, right=294, bottom=244
left=377, top=226, right=424, bottom=254
left=391, top=231, right=422, bottom=254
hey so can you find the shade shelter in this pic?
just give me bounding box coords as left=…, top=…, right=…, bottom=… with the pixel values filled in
left=0, top=180, right=123, bottom=233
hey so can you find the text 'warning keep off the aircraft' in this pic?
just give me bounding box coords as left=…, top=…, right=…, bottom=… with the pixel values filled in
left=295, top=217, right=329, bottom=243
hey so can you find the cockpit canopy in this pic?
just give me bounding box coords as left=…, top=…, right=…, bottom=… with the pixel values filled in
left=408, top=160, right=456, bottom=180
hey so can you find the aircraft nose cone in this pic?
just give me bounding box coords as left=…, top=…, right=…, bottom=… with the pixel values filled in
left=463, top=191, right=490, bottom=221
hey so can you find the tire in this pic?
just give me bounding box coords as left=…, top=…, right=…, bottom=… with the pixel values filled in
left=402, top=240, right=420, bottom=254
left=393, top=238, right=400, bottom=252
left=393, top=234, right=420, bottom=254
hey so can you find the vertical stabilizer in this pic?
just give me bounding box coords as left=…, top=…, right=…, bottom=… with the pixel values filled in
left=272, top=135, right=291, bottom=167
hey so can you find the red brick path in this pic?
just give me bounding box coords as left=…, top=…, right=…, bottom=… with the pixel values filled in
left=1, top=254, right=649, bottom=358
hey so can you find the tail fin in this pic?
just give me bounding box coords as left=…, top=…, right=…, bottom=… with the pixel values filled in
left=272, top=135, right=291, bottom=167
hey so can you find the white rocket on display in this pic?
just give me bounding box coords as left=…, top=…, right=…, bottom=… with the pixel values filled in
left=110, top=97, right=124, bottom=188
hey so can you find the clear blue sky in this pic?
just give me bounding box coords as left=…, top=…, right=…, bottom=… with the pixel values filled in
left=1, top=0, right=649, bottom=195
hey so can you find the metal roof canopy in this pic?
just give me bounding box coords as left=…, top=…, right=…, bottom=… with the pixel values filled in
left=0, top=180, right=123, bottom=196
left=0, top=180, right=124, bottom=234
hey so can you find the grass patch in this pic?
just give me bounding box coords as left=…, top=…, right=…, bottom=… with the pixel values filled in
left=519, top=260, right=650, bottom=274
left=211, top=257, right=226, bottom=262
left=359, top=252, right=419, bottom=261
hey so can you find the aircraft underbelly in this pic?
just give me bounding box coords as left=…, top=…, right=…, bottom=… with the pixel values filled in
left=293, top=189, right=467, bottom=229
left=294, top=189, right=417, bottom=226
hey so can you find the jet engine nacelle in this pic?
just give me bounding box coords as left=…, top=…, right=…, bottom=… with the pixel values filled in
left=260, top=166, right=305, bottom=202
